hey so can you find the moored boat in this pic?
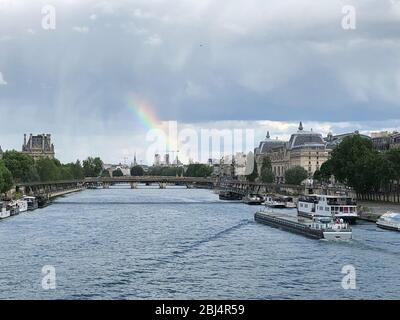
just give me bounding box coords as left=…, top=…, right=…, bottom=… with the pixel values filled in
left=283, top=196, right=297, bottom=208
left=219, top=191, right=242, bottom=201
left=10, top=199, right=28, bottom=213
left=263, top=195, right=286, bottom=208
left=297, top=194, right=358, bottom=224
left=23, top=196, right=39, bottom=211
left=0, top=202, right=11, bottom=219
left=376, top=212, right=400, bottom=232
left=243, top=194, right=263, bottom=205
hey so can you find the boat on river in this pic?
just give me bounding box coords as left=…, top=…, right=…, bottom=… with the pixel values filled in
left=243, top=194, right=263, bottom=205
left=376, top=212, right=400, bottom=232
left=297, top=194, right=358, bottom=224
left=0, top=202, right=11, bottom=219
left=219, top=191, right=242, bottom=201
left=23, top=196, right=38, bottom=211
left=264, top=195, right=286, bottom=208
left=255, top=210, right=352, bottom=241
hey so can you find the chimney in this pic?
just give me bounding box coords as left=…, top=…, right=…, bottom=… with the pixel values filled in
left=23, top=134, right=26, bottom=147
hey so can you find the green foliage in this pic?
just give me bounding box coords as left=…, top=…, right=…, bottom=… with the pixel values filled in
left=327, top=135, right=400, bottom=193
left=260, top=157, right=274, bottom=183
left=0, top=160, right=14, bottom=194
left=130, top=165, right=145, bottom=176
left=2, top=150, right=39, bottom=182
left=35, top=158, right=61, bottom=181
left=101, top=170, right=111, bottom=177
left=285, top=166, right=308, bottom=185
left=148, top=166, right=184, bottom=177
left=313, top=160, right=333, bottom=183
left=83, top=157, right=103, bottom=177
left=112, top=168, right=124, bottom=177
left=184, top=164, right=212, bottom=177
left=246, top=156, right=258, bottom=182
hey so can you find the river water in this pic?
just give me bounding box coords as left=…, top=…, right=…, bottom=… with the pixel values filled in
left=0, top=185, right=399, bottom=299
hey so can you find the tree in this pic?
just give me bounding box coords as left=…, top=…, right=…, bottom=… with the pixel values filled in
left=2, top=150, right=39, bottom=182
left=35, top=158, right=61, bottom=182
left=131, top=165, right=144, bottom=176
left=328, top=135, right=382, bottom=193
left=63, top=160, right=84, bottom=180
left=246, top=156, right=258, bottom=182
left=285, top=166, right=308, bottom=185
left=0, top=161, right=13, bottom=194
left=112, top=168, right=124, bottom=177
left=260, top=157, right=274, bottom=183
left=83, top=157, right=103, bottom=177
left=185, top=164, right=213, bottom=177
left=314, top=160, right=334, bottom=183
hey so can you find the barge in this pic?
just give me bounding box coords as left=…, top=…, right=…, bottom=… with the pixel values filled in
left=255, top=211, right=352, bottom=241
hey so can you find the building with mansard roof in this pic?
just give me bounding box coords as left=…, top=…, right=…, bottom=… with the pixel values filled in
left=254, top=131, right=285, bottom=175
left=259, top=122, right=330, bottom=183
left=22, top=133, right=55, bottom=160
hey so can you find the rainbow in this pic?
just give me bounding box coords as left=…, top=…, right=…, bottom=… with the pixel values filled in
left=127, top=95, right=178, bottom=151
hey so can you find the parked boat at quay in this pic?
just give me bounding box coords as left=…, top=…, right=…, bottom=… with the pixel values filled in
left=10, top=199, right=28, bottom=213
left=297, top=194, right=358, bottom=224
left=23, top=196, right=39, bottom=211
left=243, top=194, right=263, bottom=205
left=8, top=202, right=20, bottom=216
left=0, top=202, right=11, bottom=220
left=255, top=210, right=352, bottom=241
left=282, top=196, right=297, bottom=208
left=376, top=212, right=400, bottom=232
left=264, top=195, right=286, bottom=208
left=219, top=191, right=242, bottom=201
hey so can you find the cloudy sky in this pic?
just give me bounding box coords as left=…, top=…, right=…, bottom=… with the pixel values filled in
left=1, top=0, right=400, bottom=164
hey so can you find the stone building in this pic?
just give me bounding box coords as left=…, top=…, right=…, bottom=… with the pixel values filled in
left=325, top=131, right=371, bottom=150
left=254, top=131, right=285, bottom=175
left=22, top=134, right=55, bottom=160
left=390, top=133, right=400, bottom=149
left=264, top=123, right=330, bottom=183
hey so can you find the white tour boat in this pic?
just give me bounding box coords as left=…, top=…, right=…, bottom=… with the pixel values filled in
left=10, top=199, right=28, bottom=213
left=264, top=195, right=286, bottom=208
left=376, top=212, right=400, bottom=232
left=283, top=196, right=297, bottom=208
left=0, top=203, right=11, bottom=219
left=297, top=194, right=358, bottom=224
left=23, top=196, right=39, bottom=211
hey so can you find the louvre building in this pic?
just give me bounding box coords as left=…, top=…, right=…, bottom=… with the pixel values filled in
left=22, top=133, right=55, bottom=160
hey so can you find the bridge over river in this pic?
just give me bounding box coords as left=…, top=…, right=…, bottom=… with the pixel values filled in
left=13, top=176, right=353, bottom=200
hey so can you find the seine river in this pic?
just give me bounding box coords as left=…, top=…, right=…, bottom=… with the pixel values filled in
left=0, top=185, right=399, bottom=299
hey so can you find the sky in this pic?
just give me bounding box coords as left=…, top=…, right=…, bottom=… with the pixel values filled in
left=1, top=0, right=400, bottom=164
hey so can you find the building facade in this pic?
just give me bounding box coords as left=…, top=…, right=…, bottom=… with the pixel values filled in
left=325, top=131, right=371, bottom=150
left=390, top=133, right=400, bottom=149
left=254, top=131, right=285, bottom=176
left=22, top=134, right=55, bottom=160
left=257, top=123, right=329, bottom=183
